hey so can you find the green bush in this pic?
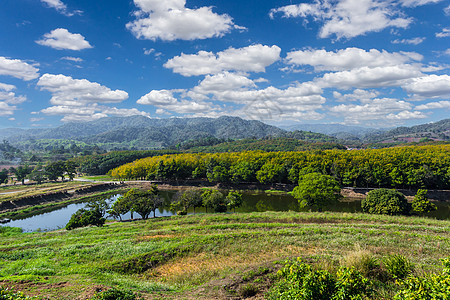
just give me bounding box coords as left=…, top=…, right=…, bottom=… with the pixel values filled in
left=362, top=189, right=409, bottom=215
left=267, top=259, right=372, bottom=300
left=0, top=287, right=34, bottom=299
left=91, top=288, right=139, bottom=300
left=384, top=255, right=414, bottom=279
left=394, top=258, right=450, bottom=300
left=65, top=207, right=105, bottom=230
left=411, top=189, right=437, bottom=214
left=240, top=284, right=259, bottom=298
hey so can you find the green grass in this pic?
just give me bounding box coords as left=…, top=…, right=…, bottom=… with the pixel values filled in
left=0, top=211, right=448, bottom=299
left=77, top=175, right=115, bottom=181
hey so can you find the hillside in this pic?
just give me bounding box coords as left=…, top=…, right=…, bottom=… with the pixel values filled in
left=364, top=118, right=450, bottom=143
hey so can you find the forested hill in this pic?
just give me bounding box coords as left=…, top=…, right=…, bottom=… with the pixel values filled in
left=364, top=118, right=450, bottom=143
left=2, top=116, right=288, bottom=149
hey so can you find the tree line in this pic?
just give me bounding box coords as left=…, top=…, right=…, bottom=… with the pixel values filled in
left=109, top=145, right=449, bottom=190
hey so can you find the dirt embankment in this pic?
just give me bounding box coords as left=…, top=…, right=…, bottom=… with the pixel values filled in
left=0, top=182, right=124, bottom=213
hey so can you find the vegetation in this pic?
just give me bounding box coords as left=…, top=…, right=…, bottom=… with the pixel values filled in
left=362, top=189, right=410, bottom=216
left=110, top=145, right=449, bottom=190
left=292, top=172, right=342, bottom=211
left=0, top=212, right=448, bottom=299
left=411, top=189, right=437, bottom=214
left=66, top=205, right=106, bottom=230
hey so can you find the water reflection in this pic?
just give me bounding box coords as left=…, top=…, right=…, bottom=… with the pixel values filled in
left=1, top=190, right=448, bottom=232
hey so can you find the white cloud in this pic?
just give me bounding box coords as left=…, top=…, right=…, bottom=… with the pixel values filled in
left=143, top=48, right=155, bottom=55
left=317, top=65, right=423, bottom=89
left=0, top=56, right=39, bottom=81
left=415, top=101, right=450, bottom=110
left=40, top=0, right=81, bottom=16
left=61, top=56, right=83, bottom=62
left=445, top=5, right=450, bottom=15
left=100, top=107, right=150, bottom=117
left=392, top=37, right=426, bottom=45
left=37, top=74, right=128, bottom=106
left=285, top=48, right=421, bottom=71
left=0, top=102, right=16, bottom=116
left=0, top=82, right=25, bottom=117
left=402, top=74, right=450, bottom=98
left=329, top=98, right=426, bottom=125
left=36, top=28, right=92, bottom=50
left=0, top=83, right=15, bottom=92
left=270, top=0, right=412, bottom=40
left=399, top=0, right=443, bottom=7
left=333, top=89, right=379, bottom=103
left=436, top=28, right=450, bottom=38
left=127, top=0, right=239, bottom=41
left=164, top=44, right=281, bottom=76
left=30, top=117, right=44, bottom=122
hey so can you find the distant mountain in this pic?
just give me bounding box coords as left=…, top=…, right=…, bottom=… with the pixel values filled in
left=364, top=119, right=450, bottom=143
left=4, top=116, right=288, bottom=149
left=279, top=123, right=382, bottom=139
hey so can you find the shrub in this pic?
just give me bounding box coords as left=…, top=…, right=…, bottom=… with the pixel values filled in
left=411, top=189, right=437, bottom=214
left=394, top=258, right=450, bottom=300
left=91, top=288, right=139, bottom=300
left=362, top=189, right=409, bottom=215
left=334, top=267, right=372, bottom=300
left=384, top=255, right=414, bottom=279
left=66, top=208, right=105, bottom=230
left=340, top=248, right=381, bottom=279
left=240, top=284, right=259, bottom=298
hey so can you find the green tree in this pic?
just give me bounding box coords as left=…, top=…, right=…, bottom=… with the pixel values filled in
left=202, top=189, right=227, bottom=213
left=256, top=163, right=285, bottom=184
left=226, top=191, right=243, bottom=212
left=66, top=206, right=105, bottom=230
left=45, top=161, right=65, bottom=181
left=207, top=165, right=229, bottom=183
left=0, top=168, right=8, bottom=185
left=108, top=196, right=132, bottom=221
left=411, top=189, right=437, bottom=214
left=14, top=165, right=31, bottom=185
left=65, top=161, right=77, bottom=181
left=292, top=172, right=342, bottom=212
left=172, top=188, right=204, bottom=214
left=28, top=164, right=46, bottom=184
left=123, top=186, right=163, bottom=219
left=362, top=188, right=409, bottom=215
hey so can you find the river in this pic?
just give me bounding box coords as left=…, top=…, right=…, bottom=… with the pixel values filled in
left=1, top=190, right=449, bottom=232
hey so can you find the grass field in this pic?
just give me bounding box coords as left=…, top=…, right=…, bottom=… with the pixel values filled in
left=0, top=211, right=449, bottom=299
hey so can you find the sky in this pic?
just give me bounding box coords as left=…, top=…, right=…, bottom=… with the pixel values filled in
left=0, top=0, right=449, bottom=129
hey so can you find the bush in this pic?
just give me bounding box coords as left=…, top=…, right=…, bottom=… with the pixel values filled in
left=411, top=189, right=437, bottom=214
left=240, top=284, right=259, bottom=298
left=340, top=248, right=382, bottom=279
left=66, top=208, right=105, bottom=230
left=394, top=258, right=450, bottom=300
left=362, top=189, right=409, bottom=215
left=334, top=267, right=372, bottom=300
left=384, top=255, right=414, bottom=279
left=91, top=288, right=139, bottom=300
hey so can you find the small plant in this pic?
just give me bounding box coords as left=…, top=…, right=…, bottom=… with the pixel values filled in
left=240, top=284, right=259, bottom=298
left=91, top=288, right=139, bottom=300
left=341, top=247, right=378, bottom=277
left=334, top=267, right=372, bottom=300
left=411, top=189, right=437, bottom=214
left=384, top=255, right=414, bottom=279
left=0, top=287, right=35, bottom=299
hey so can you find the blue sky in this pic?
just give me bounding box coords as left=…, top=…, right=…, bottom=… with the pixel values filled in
left=0, top=0, right=449, bottom=129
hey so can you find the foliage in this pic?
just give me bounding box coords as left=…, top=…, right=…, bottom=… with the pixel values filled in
left=110, top=145, right=450, bottom=190
left=393, top=257, right=450, bottom=300
left=202, top=189, right=226, bottom=213
left=362, top=189, right=410, bottom=215
left=121, top=186, right=162, bottom=219
left=292, top=172, right=342, bottom=211
left=267, top=259, right=372, bottom=300
left=108, top=196, right=133, bottom=221
left=91, top=288, right=139, bottom=300
left=0, top=287, right=34, bottom=299
left=66, top=205, right=106, bottom=230
left=384, top=255, right=414, bottom=280
left=13, top=165, right=31, bottom=185
left=0, top=169, right=8, bottom=185
left=226, top=191, right=243, bottom=212
left=171, top=188, right=203, bottom=214
left=412, top=189, right=437, bottom=214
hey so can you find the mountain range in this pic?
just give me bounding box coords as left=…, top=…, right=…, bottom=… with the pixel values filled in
left=0, top=116, right=448, bottom=150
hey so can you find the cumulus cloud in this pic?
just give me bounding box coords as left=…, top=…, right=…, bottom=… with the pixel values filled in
left=0, top=83, right=24, bottom=117
left=329, top=98, right=426, bottom=125
left=37, top=74, right=132, bottom=122
left=317, top=65, right=423, bottom=89
left=285, top=48, right=421, bottom=71
left=40, top=0, right=81, bottom=16
left=415, top=100, right=450, bottom=110
left=36, top=28, right=92, bottom=50
left=0, top=56, right=39, bottom=81
left=270, top=0, right=412, bottom=40
left=402, top=74, right=450, bottom=98
left=127, top=0, right=240, bottom=41
left=333, top=89, right=379, bottom=103
left=164, top=44, right=281, bottom=76
left=392, top=37, right=426, bottom=45
left=436, top=28, right=450, bottom=38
